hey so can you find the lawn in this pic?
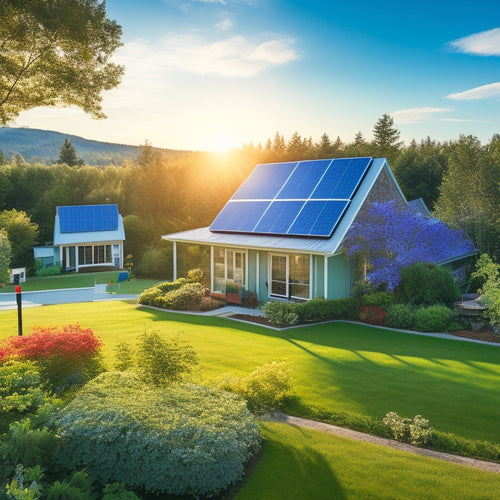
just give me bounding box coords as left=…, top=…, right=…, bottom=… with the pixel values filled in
left=235, top=422, right=500, bottom=499
left=0, top=271, right=158, bottom=294
left=0, top=301, right=498, bottom=446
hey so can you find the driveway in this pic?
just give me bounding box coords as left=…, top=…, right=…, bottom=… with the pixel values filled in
left=0, top=284, right=139, bottom=310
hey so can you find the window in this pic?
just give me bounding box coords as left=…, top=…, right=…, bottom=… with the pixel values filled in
left=212, top=247, right=246, bottom=293
left=78, top=244, right=112, bottom=265
left=270, top=253, right=310, bottom=300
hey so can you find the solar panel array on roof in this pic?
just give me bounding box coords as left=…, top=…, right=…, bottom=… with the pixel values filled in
left=58, top=205, right=119, bottom=233
left=210, top=157, right=372, bottom=238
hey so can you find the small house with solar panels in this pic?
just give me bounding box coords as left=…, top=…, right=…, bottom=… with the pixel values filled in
left=33, top=204, right=125, bottom=272
left=162, top=157, right=472, bottom=302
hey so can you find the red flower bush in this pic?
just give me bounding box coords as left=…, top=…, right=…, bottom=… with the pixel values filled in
left=0, top=324, right=104, bottom=391
left=359, top=305, right=387, bottom=326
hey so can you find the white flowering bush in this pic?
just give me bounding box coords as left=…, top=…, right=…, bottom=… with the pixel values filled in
left=53, top=372, right=261, bottom=497
left=383, top=411, right=433, bottom=446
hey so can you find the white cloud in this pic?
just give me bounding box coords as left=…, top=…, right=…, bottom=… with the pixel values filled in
left=448, top=28, right=500, bottom=56
left=447, top=81, right=500, bottom=100
left=390, top=107, right=450, bottom=124
left=215, top=18, right=232, bottom=30
left=121, top=33, right=298, bottom=78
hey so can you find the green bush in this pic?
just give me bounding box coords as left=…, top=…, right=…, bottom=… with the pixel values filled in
left=382, top=411, right=433, bottom=446
left=218, top=361, right=293, bottom=412
left=156, top=277, right=188, bottom=293
left=161, top=283, right=205, bottom=310
left=113, top=342, right=135, bottom=371
left=53, top=372, right=261, bottom=498
left=262, top=301, right=299, bottom=327
left=35, top=264, right=61, bottom=277
left=413, top=305, right=454, bottom=332
left=360, top=291, right=393, bottom=307
left=384, top=304, right=415, bottom=329
left=395, top=262, right=461, bottom=306
left=431, top=431, right=500, bottom=462
left=102, top=482, right=141, bottom=500
left=295, top=297, right=359, bottom=323
left=135, top=330, right=198, bottom=386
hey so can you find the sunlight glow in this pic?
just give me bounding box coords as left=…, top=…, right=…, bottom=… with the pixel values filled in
left=204, top=133, right=238, bottom=152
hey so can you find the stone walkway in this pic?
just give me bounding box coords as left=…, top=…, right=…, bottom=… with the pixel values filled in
left=263, top=411, right=500, bottom=474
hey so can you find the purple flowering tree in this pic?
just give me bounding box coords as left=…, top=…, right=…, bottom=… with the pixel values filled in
left=343, top=200, right=476, bottom=290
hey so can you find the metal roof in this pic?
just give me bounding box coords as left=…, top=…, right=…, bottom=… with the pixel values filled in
left=162, top=158, right=389, bottom=255
left=53, top=204, right=125, bottom=245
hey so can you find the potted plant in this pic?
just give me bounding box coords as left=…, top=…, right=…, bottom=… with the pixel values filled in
left=226, top=282, right=241, bottom=304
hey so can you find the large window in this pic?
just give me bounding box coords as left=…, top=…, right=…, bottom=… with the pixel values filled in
left=78, top=245, right=111, bottom=265
left=213, top=247, right=246, bottom=293
left=270, top=253, right=310, bottom=300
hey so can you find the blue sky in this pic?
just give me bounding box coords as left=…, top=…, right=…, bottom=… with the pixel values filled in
left=15, top=0, right=500, bottom=151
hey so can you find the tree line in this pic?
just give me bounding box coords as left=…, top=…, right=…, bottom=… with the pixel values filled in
left=0, top=115, right=498, bottom=275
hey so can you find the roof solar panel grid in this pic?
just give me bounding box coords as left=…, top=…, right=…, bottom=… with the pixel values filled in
left=287, top=200, right=349, bottom=236
left=209, top=201, right=270, bottom=232
left=58, top=205, right=119, bottom=233
left=253, top=200, right=305, bottom=234
left=232, top=162, right=298, bottom=200
left=311, top=157, right=371, bottom=200
left=276, top=159, right=331, bottom=199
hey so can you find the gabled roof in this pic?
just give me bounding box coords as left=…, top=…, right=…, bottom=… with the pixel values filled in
left=53, top=204, right=125, bottom=245
left=163, top=158, right=394, bottom=255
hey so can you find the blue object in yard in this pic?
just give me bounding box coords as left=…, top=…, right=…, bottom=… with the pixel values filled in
left=118, top=272, right=129, bottom=282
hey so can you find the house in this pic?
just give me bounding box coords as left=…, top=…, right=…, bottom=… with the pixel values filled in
left=33, top=204, right=125, bottom=272
left=162, top=157, right=476, bottom=301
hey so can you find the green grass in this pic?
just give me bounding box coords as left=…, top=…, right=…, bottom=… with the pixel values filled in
left=0, top=271, right=158, bottom=294
left=235, top=422, right=500, bottom=500
left=0, top=301, right=498, bottom=446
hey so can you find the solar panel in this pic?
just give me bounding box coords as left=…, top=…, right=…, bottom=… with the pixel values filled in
left=209, top=157, right=373, bottom=238
left=58, top=205, right=119, bottom=233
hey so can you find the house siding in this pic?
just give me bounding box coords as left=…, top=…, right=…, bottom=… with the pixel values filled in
left=327, top=253, right=351, bottom=298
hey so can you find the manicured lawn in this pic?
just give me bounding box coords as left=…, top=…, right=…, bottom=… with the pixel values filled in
left=0, top=301, right=498, bottom=446
left=235, top=422, right=500, bottom=500
left=0, top=272, right=158, bottom=294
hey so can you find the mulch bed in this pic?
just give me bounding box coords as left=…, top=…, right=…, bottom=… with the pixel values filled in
left=230, top=314, right=500, bottom=343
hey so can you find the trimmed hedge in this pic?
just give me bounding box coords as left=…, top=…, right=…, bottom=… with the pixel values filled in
left=53, top=372, right=261, bottom=497
left=295, top=297, right=359, bottom=323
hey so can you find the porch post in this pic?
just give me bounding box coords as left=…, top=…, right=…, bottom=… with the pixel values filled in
left=172, top=241, right=177, bottom=281
left=256, top=251, right=260, bottom=298
left=210, top=246, right=214, bottom=292
left=324, top=255, right=328, bottom=299
left=75, top=245, right=79, bottom=272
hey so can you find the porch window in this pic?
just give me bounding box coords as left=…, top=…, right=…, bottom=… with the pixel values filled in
left=78, top=244, right=112, bottom=265
left=212, top=247, right=246, bottom=293
left=270, top=253, right=310, bottom=300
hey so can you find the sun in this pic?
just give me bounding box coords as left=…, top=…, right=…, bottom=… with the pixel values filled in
left=205, top=133, right=237, bottom=152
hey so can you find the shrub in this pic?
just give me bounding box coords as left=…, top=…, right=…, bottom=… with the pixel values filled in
left=161, top=283, right=205, bottom=310
left=113, top=342, right=135, bottom=371
left=360, top=291, right=393, bottom=307
left=413, top=305, right=454, bottom=332
left=53, top=372, right=261, bottom=498
left=395, top=262, right=461, bottom=306
left=0, top=360, right=48, bottom=434
left=102, top=482, right=141, bottom=500
left=382, top=411, right=433, bottom=446
left=5, top=464, right=44, bottom=500
left=156, top=277, right=188, bottom=293
left=45, top=471, right=94, bottom=500
left=135, top=330, right=198, bottom=386
left=262, top=301, right=299, bottom=327
left=0, top=324, right=104, bottom=391
left=384, top=304, right=415, bottom=329
left=187, top=268, right=209, bottom=288
left=35, top=264, right=61, bottom=277
left=358, top=305, right=387, bottom=325
left=218, top=361, right=293, bottom=412
left=294, top=297, right=359, bottom=323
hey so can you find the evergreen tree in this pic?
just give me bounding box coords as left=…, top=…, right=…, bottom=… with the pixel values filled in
left=372, top=113, right=403, bottom=162
left=0, top=228, right=12, bottom=284
left=58, top=139, right=81, bottom=166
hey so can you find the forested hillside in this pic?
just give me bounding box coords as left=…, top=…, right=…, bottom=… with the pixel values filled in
left=0, top=127, right=186, bottom=165
left=0, top=124, right=498, bottom=277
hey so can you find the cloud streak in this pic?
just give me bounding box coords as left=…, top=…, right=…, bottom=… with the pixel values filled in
left=447, top=81, right=500, bottom=100
left=119, top=33, right=298, bottom=78
left=391, top=107, right=450, bottom=124
left=448, top=28, right=500, bottom=56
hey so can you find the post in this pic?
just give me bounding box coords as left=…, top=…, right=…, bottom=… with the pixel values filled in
left=15, top=285, right=22, bottom=336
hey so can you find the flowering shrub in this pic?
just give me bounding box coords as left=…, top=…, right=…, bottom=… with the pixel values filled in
left=383, top=411, right=433, bottom=446
left=54, top=372, right=261, bottom=497
left=359, top=305, right=387, bottom=325
left=0, top=324, right=104, bottom=390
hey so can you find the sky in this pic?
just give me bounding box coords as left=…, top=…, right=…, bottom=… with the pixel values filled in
left=13, top=0, right=500, bottom=151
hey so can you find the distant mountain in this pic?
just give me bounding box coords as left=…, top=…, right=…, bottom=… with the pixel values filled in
left=0, top=127, right=187, bottom=166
